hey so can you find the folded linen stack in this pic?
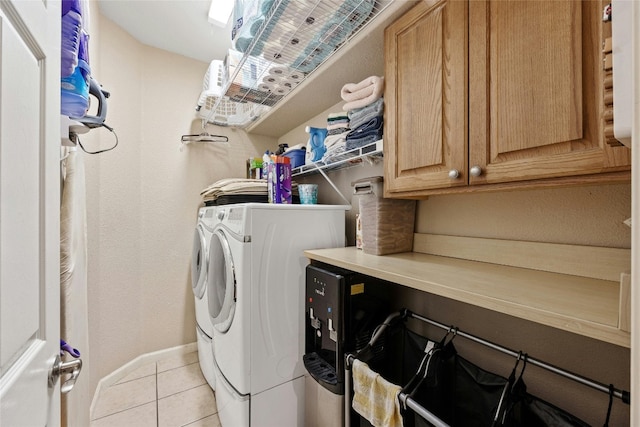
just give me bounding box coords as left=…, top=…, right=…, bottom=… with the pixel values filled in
left=200, top=178, right=300, bottom=205
left=341, top=75, right=384, bottom=111
left=341, top=76, right=384, bottom=150
left=326, top=111, right=349, bottom=135
left=200, top=178, right=267, bottom=204
left=323, top=111, right=350, bottom=163
left=346, top=99, right=383, bottom=150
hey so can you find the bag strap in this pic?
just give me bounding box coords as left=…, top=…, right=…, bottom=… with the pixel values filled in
left=492, top=352, right=524, bottom=426
left=603, top=384, right=614, bottom=427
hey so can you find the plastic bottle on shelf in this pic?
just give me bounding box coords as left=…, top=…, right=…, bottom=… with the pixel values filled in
left=61, top=32, right=91, bottom=118
left=262, top=151, right=271, bottom=180
left=305, top=126, right=327, bottom=162
left=61, top=0, right=83, bottom=78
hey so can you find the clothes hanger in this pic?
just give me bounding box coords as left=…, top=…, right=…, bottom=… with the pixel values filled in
left=180, top=120, right=229, bottom=151
left=180, top=132, right=228, bottom=144
left=440, top=326, right=458, bottom=347
left=400, top=346, right=438, bottom=402
left=497, top=353, right=531, bottom=427
left=492, top=351, right=525, bottom=427
left=400, top=326, right=458, bottom=402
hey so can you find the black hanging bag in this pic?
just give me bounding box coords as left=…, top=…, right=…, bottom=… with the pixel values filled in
left=401, top=329, right=509, bottom=427
left=499, top=357, right=590, bottom=427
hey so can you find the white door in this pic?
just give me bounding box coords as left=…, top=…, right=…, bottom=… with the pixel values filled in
left=0, top=0, right=62, bottom=425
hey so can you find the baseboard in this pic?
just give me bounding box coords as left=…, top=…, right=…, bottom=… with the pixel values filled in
left=90, top=342, right=197, bottom=417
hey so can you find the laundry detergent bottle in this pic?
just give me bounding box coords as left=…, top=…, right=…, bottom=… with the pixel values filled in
left=61, top=32, right=90, bottom=118
left=305, top=126, right=328, bottom=162
left=61, top=0, right=83, bottom=78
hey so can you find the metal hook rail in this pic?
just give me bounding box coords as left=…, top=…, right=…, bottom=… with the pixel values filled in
left=403, top=309, right=630, bottom=404
left=344, top=309, right=631, bottom=427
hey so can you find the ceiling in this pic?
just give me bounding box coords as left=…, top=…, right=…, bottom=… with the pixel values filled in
left=97, top=0, right=232, bottom=64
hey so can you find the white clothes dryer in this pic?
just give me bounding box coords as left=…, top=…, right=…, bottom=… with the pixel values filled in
left=207, top=203, right=347, bottom=427
left=191, top=206, right=217, bottom=390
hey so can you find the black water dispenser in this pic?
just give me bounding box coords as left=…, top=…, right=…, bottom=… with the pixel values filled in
left=303, top=263, right=389, bottom=426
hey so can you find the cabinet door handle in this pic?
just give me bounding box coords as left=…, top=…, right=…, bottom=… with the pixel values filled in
left=448, top=169, right=460, bottom=179
left=470, top=166, right=483, bottom=177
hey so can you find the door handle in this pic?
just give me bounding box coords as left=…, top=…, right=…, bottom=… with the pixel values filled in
left=49, top=354, right=83, bottom=394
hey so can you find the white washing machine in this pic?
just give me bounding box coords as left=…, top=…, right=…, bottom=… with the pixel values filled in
left=191, top=206, right=217, bottom=390
left=207, top=203, right=347, bottom=427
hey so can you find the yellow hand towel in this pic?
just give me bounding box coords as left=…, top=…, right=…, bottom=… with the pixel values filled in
left=352, top=359, right=403, bottom=427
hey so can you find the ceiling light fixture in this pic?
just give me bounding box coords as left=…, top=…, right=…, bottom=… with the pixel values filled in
left=208, top=0, right=234, bottom=27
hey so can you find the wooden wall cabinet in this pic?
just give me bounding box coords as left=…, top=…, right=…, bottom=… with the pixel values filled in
left=383, top=0, right=631, bottom=197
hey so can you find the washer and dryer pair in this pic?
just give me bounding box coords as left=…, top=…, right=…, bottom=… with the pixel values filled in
left=205, top=203, right=347, bottom=427
left=191, top=206, right=219, bottom=390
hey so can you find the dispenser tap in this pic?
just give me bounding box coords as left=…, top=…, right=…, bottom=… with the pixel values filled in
left=309, top=308, right=321, bottom=330
left=328, top=318, right=337, bottom=342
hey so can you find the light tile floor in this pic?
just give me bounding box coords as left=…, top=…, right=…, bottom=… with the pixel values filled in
left=90, top=351, right=220, bottom=427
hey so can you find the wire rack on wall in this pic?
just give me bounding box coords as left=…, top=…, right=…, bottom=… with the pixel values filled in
left=292, top=139, right=383, bottom=176
left=197, top=0, right=393, bottom=127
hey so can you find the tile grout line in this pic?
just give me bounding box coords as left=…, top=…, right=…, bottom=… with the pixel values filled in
left=157, top=360, right=199, bottom=375
left=90, top=401, right=157, bottom=422
left=156, top=361, right=160, bottom=427
left=91, top=374, right=159, bottom=422
left=92, top=356, right=203, bottom=426
left=114, top=372, right=156, bottom=387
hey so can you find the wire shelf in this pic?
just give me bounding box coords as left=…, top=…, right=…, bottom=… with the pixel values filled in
left=198, top=0, right=394, bottom=127
left=292, top=139, right=383, bottom=177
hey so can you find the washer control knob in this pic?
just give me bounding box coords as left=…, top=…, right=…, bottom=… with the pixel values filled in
left=216, top=209, right=225, bottom=220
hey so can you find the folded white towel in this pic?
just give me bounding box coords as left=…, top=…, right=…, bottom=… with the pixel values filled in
left=341, top=76, right=384, bottom=110
left=341, top=76, right=384, bottom=101
left=352, top=359, right=403, bottom=427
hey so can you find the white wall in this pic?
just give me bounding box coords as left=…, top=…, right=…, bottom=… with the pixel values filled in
left=83, top=12, right=275, bottom=395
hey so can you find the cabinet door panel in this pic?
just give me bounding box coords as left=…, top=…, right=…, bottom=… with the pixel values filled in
left=397, top=10, right=442, bottom=171
left=385, top=0, right=467, bottom=194
left=469, top=0, right=630, bottom=185
left=492, top=1, right=581, bottom=152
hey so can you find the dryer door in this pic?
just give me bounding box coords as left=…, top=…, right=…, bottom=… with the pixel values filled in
left=191, top=225, right=207, bottom=299
left=208, top=228, right=236, bottom=333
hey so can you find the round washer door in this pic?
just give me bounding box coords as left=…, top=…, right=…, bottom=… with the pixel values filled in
left=191, top=225, right=207, bottom=299
left=207, top=228, right=236, bottom=333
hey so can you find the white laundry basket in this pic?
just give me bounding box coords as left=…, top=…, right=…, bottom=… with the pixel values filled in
left=196, top=60, right=268, bottom=127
